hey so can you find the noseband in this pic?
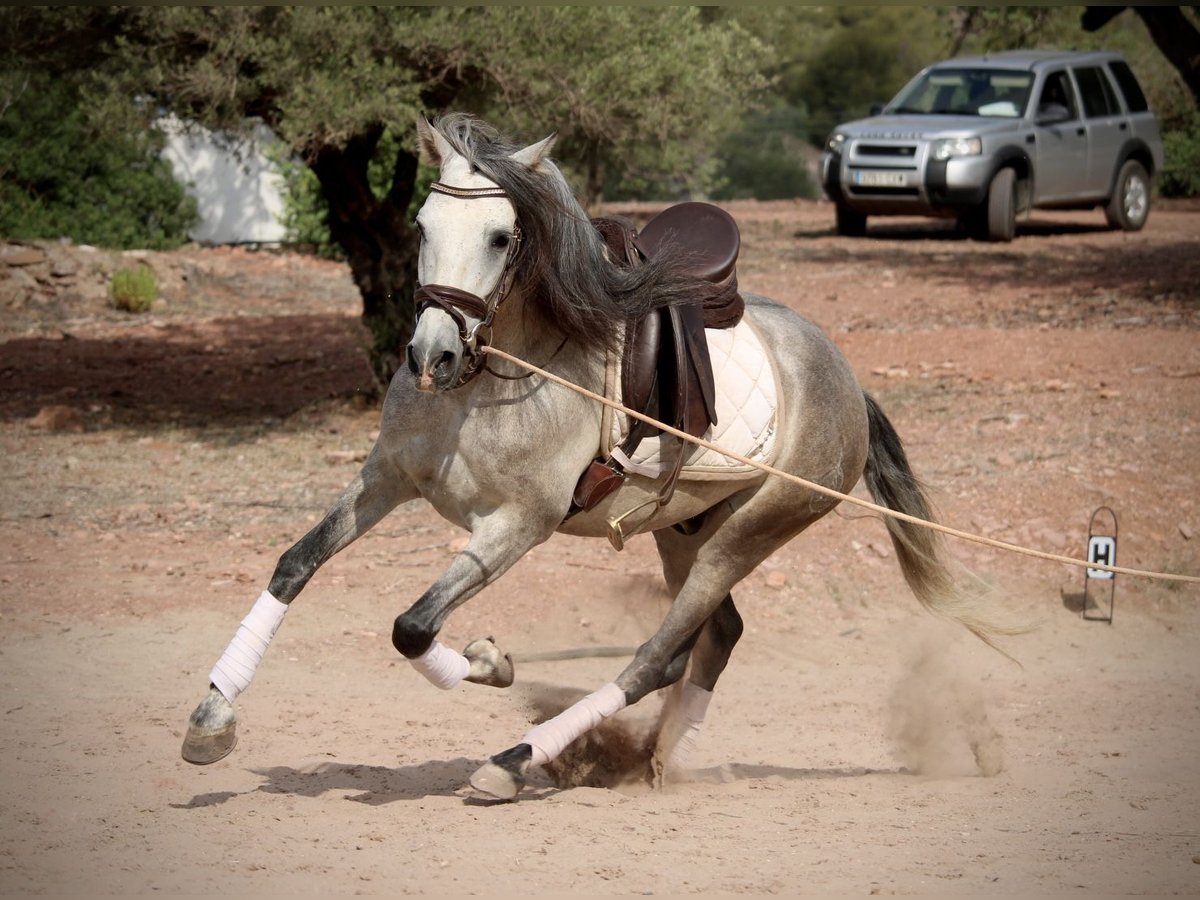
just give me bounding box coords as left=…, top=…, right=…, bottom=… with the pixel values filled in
left=413, top=181, right=522, bottom=388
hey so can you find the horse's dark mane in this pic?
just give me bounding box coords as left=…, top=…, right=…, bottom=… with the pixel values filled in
left=431, top=113, right=723, bottom=348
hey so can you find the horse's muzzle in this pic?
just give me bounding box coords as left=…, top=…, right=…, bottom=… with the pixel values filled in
left=406, top=342, right=462, bottom=393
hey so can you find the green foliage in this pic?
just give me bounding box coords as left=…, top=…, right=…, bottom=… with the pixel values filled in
left=109, top=266, right=158, bottom=313
left=269, top=147, right=333, bottom=255
left=941, top=6, right=1076, bottom=54
left=23, top=6, right=769, bottom=224
left=58, top=6, right=767, bottom=206
left=1160, top=110, right=1200, bottom=197
left=709, top=105, right=819, bottom=201
left=451, top=6, right=772, bottom=204
left=0, top=71, right=198, bottom=249
left=797, top=8, right=944, bottom=146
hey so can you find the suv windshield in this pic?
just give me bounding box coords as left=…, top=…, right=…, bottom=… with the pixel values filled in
left=887, top=68, right=1035, bottom=118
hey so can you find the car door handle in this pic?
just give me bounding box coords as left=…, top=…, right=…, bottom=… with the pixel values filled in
left=1025, top=135, right=1035, bottom=144
left=1119, top=122, right=1128, bottom=131
left=1076, top=127, right=1086, bottom=136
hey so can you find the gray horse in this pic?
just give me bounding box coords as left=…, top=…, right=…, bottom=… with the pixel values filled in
left=183, top=114, right=1007, bottom=800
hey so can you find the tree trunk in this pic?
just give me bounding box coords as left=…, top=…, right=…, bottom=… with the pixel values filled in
left=310, top=130, right=420, bottom=393
left=582, top=138, right=606, bottom=211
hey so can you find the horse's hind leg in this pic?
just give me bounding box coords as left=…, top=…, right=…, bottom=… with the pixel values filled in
left=646, top=525, right=744, bottom=781
left=653, top=593, right=743, bottom=782
left=182, top=454, right=415, bottom=764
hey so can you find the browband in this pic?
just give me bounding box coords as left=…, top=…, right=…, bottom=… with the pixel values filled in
left=429, top=182, right=509, bottom=199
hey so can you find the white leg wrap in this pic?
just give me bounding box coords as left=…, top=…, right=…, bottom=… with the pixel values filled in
left=210, top=591, right=289, bottom=703
left=523, top=682, right=627, bottom=766
left=409, top=640, right=470, bottom=690
left=663, top=681, right=714, bottom=772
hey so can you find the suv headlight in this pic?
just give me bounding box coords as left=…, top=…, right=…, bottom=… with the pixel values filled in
left=932, top=137, right=982, bottom=161
left=826, top=132, right=847, bottom=154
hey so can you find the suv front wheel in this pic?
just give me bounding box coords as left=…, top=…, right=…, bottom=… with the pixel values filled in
left=983, top=167, right=1017, bottom=242
left=1104, top=159, right=1150, bottom=231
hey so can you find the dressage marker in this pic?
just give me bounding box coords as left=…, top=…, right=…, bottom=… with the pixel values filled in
left=1083, top=507, right=1118, bottom=624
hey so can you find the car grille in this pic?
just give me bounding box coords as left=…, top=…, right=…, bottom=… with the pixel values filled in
left=857, top=145, right=916, bottom=158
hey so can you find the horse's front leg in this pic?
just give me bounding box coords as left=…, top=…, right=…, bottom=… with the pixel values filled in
left=390, top=510, right=554, bottom=691
left=182, top=455, right=415, bottom=764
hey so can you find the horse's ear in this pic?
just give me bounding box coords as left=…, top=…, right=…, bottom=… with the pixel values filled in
left=509, top=133, right=557, bottom=171
left=416, top=117, right=455, bottom=168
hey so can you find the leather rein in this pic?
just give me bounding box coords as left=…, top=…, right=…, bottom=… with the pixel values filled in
left=412, top=181, right=526, bottom=388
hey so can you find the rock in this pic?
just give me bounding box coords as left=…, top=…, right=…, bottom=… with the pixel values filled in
left=1180, top=523, right=1194, bottom=541
left=324, top=449, right=368, bottom=465
left=50, top=258, right=79, bottom=278
left=28, top=405, right=85, bottom=432
left=1, top=266, right=41, bottom=301
left=1, top=245, right=47, bottom=267
left=765, top=569, right=788, bottom=589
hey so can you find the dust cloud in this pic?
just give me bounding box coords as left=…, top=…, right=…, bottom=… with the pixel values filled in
left=886, top=629, right=1004, bottom=777
left=521, top=683, right=661, bottom=790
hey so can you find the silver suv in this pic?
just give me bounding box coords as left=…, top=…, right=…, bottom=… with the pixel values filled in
left=819, top=50, right=1164, bottom=241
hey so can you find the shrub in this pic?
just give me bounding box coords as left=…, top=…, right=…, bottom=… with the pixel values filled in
left=0, top=71, right=197, bottom=249
left=710, top=105, right=819, bottom=201
left=110, top=266, right=158, bottom=313
left=1159, top=109, right=1200, bottom=198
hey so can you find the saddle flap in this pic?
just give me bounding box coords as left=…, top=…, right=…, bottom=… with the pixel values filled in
left=669, top=303, right=717, bottom=437
left=621, top=310, right=661, bottom=423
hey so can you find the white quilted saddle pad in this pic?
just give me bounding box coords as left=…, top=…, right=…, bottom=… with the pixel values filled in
left=609, top=318, right=780, bottom=481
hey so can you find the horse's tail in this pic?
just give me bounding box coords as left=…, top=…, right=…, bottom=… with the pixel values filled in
left=861, top=393, right=1021, bottom=656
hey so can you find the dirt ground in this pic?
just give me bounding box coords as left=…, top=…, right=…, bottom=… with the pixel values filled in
left=1, top=198, right=1198, bottom=895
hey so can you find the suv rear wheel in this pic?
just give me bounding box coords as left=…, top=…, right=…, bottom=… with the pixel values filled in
left=835, top=204, right=867, bottom=237
left=983, top=167, right=1017, bottom=242
left=1104, top=159, right=1150, bottom=231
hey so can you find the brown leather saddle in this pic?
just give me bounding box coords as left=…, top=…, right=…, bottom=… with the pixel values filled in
left=569, top=202, right=744, bottom=537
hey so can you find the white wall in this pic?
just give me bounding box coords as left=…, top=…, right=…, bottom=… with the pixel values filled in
left=158, top=114, right=288, bottom=245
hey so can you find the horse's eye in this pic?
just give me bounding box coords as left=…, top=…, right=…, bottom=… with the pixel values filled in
left=491, top=233, right=511, bottom=251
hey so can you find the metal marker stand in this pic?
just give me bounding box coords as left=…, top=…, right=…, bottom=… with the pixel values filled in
left=1083, top=506, right=1117, bottom=623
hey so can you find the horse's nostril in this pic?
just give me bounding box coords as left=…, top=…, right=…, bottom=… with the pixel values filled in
left=434, top=350, right=456, bottom=374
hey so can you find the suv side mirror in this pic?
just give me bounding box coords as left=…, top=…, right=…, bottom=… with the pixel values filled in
left=870, top=103, right=885, bottom=116
left=1036, top=102, right=1071, bottom=125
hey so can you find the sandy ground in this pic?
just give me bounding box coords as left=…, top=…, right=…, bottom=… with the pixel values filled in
left=1, top=199, right=1198, bottom=894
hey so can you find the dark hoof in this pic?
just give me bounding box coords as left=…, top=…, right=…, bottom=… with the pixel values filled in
left=469, top=743, right=532, bottom=800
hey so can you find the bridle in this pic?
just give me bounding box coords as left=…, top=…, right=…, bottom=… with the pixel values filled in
left=412, top=181, right=523, bottom=388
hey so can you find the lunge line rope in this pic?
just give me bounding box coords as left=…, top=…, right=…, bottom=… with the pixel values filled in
left=482, top=345, right=1200, bottom=585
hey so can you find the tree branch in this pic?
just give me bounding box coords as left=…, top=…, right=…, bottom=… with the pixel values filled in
left=1084, top=5, right=1200, bottom=107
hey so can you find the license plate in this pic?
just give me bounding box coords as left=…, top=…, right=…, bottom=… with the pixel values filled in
left=853, top=170, right=907, bottom=187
